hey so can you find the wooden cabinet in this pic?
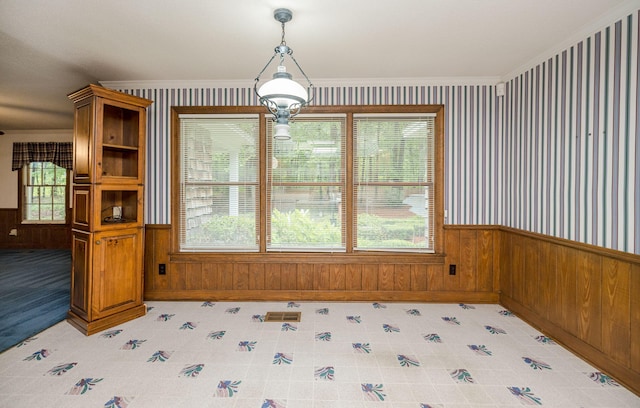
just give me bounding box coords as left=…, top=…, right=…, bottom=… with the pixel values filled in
left=67, top=84, right=152, bottom=335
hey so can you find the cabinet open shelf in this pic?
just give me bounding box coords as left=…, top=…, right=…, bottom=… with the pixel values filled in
left=102, top=145, right=139, bottom=179
left=100, top=189, right=140, bottom=226
left=72, top=185, right=143, bottom=231
left=102, top=103, right=140, bottom=148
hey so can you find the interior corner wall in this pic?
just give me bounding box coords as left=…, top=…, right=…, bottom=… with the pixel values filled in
left=502, top=9, right=640, bottom=255
left=115, top=84, right=503, bottom=229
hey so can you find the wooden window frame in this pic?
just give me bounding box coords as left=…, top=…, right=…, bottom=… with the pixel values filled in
left=171, top=105, right=445, bottom=256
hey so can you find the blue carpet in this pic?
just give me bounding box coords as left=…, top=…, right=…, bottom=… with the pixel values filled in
left=0, top=249, right=70, bottom=353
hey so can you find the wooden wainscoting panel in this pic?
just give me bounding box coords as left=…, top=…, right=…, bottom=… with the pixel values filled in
left=144, top=225, right=171, bottom=292
left=410, top=264, right=428, bottom=291
left=555, top=245, right=578, bottom=336
left=233, top=263, right=250, bottom=290
left=576, top=252, right=602, bottom=349
left=185, top=263, right=203, bottom=290
left=281, top=264, right=297, bottom=290
left=499, top=230, right=512, bottom=299
left=144, top=225, right=170, bottom=294
left=459, top=229, right=477, bottom=292
left=601, top=258, right=631, bottom=366
left=536, top=240, right=555, bottom=322
left=170, top=263, right=187, bottom=290
left=492, top=229, right=502, bottom=292
left=378, top=264, right=395, bottom=291
left=632, top=263, right=640, bottom=373
left=523, top=237, right=538, bottom=314
left=426, top=264, right=444, bottom=291
left=330, top=264, right=346, bottom=290
left=264, top=264, right=281, bottom=290
left=345, top=264, right=362, bottom=290
left=394, top=264, right=411, bottom=291
left=297, top=263, right=314, bottom=290
left=444, top=228, right=460, bottom=291
left=314, top=264, right=331, bottom=291
left=249, top=263, right=266, bottom=290
left=361, top=264, right=379, bottom=291
left=202, top=263, right=233, bottom=290
left=143, top=226, right=156, bottom=292
left=221, top=264, right=234, bottom=290
left=477, top=229, right=494, bottom=292
left=201, top=263, right=217, bottom=290
left=510, top=234, right=525, bottom=304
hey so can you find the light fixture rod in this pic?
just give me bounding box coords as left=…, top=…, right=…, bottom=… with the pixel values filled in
left=287, top=53, right=313, bottom=93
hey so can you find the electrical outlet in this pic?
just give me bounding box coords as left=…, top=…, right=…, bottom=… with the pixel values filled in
left=449, top=264, right=457, bottom=275
left=159, top=264, right=166, bottom=275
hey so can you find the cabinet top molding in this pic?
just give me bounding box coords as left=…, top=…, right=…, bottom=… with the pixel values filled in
left=68, top=84, right=153, bottom=107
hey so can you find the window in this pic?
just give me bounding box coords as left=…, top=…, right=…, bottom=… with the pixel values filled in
left=353, top=114, right=435, bottom=251
left=267, top=115, right=346, bottom=251
left=174, top=106, right=443, bottom=254
left=178, top=115, right=260, bottom=251
left=21, top=161, right=68, bottom=223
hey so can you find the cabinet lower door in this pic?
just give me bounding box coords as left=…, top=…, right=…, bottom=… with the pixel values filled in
left=91, top=228, right=143, bottom=319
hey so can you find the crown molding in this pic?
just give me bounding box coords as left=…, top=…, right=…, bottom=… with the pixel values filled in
left=503, top=0, right=640, bottom=81
left=100, top=76, right=502, bottom=91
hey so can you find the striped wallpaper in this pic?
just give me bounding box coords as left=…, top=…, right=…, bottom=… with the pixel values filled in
left=111, top=9, right=639, bottom=255
left=503, top=11, right=639, bottom=254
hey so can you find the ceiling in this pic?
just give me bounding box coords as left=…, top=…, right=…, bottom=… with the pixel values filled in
left=0, top=0, right=635, bottom=131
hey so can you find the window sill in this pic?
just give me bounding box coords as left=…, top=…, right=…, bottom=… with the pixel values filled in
left=21, top=221, right=69, bottom=226
left=170, top=251, right=446, bottom=264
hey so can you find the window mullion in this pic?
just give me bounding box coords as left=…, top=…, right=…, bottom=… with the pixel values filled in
left=259, top=113, right=268, bottom=252
left=345, top=112, right=354, bottom=252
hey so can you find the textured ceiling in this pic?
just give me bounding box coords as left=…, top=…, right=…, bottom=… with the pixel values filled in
left=0, top=0, right=634, bottom=131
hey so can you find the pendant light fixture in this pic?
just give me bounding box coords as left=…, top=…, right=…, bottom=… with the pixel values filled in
left=254, top=8, right=313, bottom=140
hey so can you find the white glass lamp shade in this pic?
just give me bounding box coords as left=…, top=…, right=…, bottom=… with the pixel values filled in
left=258, top=71, right=308, bottom=108
left=273, top=123, right=291, bottom=140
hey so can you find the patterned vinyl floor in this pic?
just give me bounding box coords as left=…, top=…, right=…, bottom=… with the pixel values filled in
left=0, top=301, right=638, bottom=407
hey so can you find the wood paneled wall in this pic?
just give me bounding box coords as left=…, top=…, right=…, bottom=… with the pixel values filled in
left=143, top=224, right=500, bottom=303
left=0, top=209, right=71, bottom=249
left=499, top=227, right=640, bottom=396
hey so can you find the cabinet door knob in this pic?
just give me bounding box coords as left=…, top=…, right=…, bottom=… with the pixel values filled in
left=96, top=240, right=101, bottom=245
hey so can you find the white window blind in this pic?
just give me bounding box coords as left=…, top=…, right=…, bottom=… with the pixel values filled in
left=266, top=115, right=346, bottom=251
left=179, top=115, right=259, bottom=251
left=353, top=114, right=435, bottom=252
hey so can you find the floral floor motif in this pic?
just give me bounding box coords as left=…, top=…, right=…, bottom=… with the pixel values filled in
left=0, top=301, right=638, bottom=407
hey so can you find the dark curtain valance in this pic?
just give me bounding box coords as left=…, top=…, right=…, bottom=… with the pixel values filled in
left=11, top=142, right=73, bottom=171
